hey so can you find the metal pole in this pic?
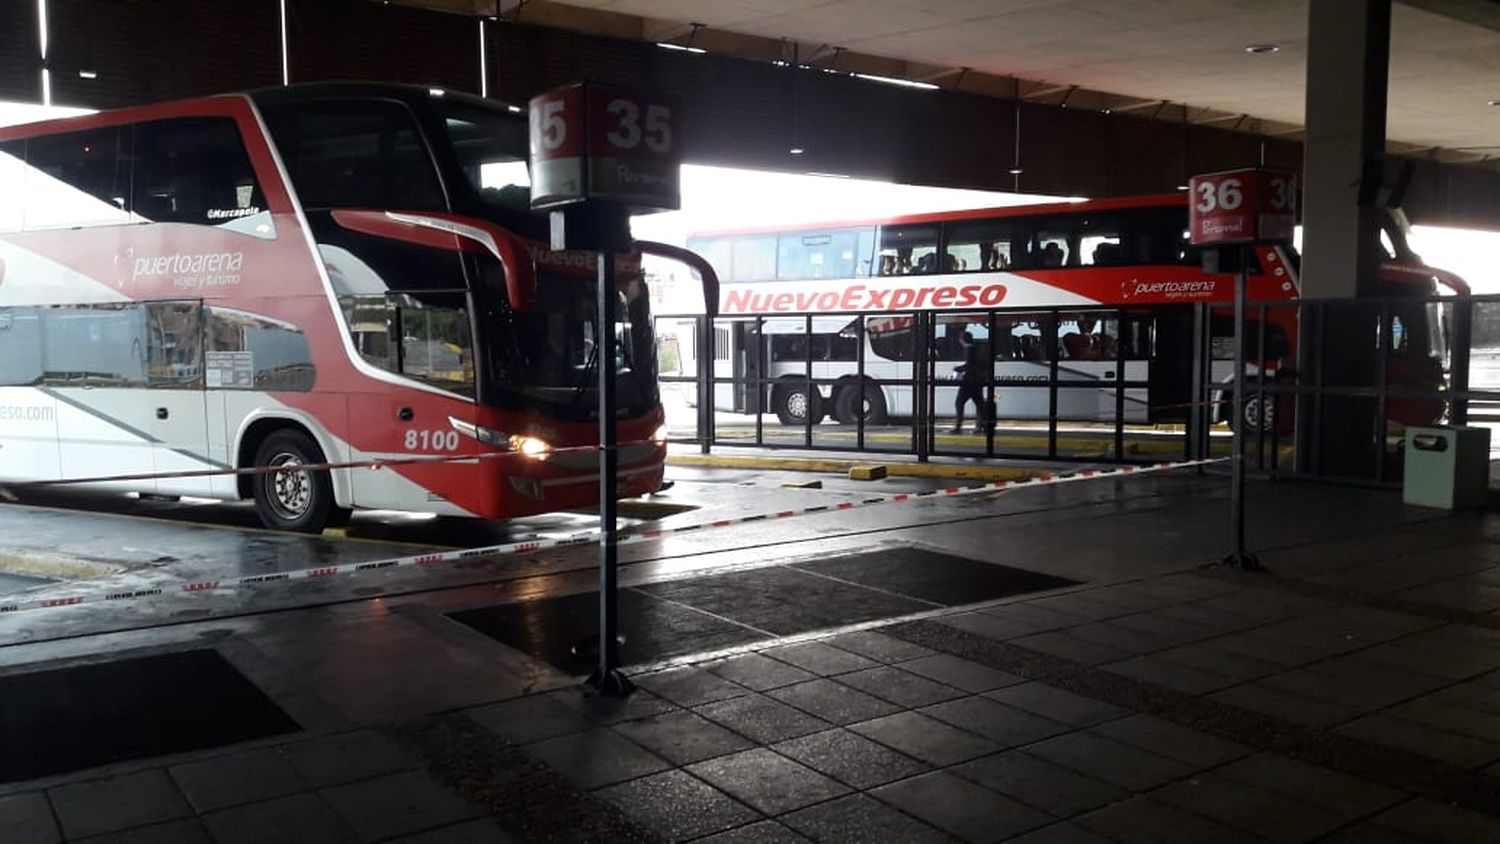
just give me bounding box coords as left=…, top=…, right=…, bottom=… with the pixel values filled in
left=589, top=224, right=632, bottom=696
left=1224, top=244, right=1261, bottom=571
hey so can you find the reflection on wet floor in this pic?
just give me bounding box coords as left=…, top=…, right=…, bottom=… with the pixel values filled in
left=451, top=546, right=1080, bottom=674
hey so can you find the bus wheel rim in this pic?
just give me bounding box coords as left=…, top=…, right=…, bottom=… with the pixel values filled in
left=267, top=452, right=313, bottom=519
left=788, top=391, right=807, bottom=418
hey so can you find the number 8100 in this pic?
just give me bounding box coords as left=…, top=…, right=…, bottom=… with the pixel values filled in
left=404, top=429, right=461, bottom=451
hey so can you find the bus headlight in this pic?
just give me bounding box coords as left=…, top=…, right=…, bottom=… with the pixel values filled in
left=508, top=435, right=552, bottom=459
left=652, top=424, right=670, bottom=445
left=449, top=417, right=508, bottom=448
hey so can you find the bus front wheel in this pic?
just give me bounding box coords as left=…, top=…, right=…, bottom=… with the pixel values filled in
left=834, top=383, right=888, bottom=426
left=252, top=429, right=346, bottom=533
left=773, top=382, right=824, bottom=426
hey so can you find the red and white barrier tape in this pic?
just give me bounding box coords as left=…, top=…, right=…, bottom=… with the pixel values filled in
left=0, top=438, right=663, bottom=496
left=0, top=457, right=1226, bottom=614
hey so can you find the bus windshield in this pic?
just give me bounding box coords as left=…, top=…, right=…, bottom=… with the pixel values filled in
left=477, top=259, right=657, bottom=420
left=436, top=100, right=532, bottom=215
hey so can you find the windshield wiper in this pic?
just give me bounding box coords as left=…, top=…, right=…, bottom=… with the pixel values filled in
left=569, top=344, right=599, bottom=412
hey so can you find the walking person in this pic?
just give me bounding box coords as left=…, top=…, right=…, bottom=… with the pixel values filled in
left=950, top=331, right=990, bottom=434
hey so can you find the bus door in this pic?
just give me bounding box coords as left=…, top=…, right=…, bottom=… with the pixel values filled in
left=146, top=301, right=212, bottom=497
left=732, top=320, right=760, bottom=414
left=1148, top=307, right=1196, bottom=423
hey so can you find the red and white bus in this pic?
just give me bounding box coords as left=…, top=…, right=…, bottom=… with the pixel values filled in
left=0, top=83, right=711, bottom=532
left=683, top=195, right=1466, bottom=430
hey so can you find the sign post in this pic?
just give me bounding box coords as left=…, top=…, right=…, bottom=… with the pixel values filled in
left=1188, top=168, right=1296, bottom=572
left=530, top=82, right=682, bottom=696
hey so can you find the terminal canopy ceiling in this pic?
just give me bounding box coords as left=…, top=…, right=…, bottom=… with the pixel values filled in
left=513, top=0, right=1499, bottom=164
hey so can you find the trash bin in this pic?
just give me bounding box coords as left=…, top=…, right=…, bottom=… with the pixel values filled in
left=1403, top=426, right=1491, bottom=510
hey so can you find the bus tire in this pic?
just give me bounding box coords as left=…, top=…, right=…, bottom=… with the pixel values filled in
left=772, top=381, right=824, bottom=426
left=834, top=383, right=888, bottom=426
left=251, top=429, right=344, bottom=533
left=1229, top=394, right=1274, bottom=434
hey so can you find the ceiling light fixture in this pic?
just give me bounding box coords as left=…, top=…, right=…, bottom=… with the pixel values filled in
left=657, top=42, right=706, bottom=54
left=78, top=70, right=97, bottom=79
left=1245, top=43, right=1280, bottom=55
left=1008, top=167, right=1024, bottom=175
left=851, top=72, right=939, bottom=91
left=789, top=147, right=805, bottom=155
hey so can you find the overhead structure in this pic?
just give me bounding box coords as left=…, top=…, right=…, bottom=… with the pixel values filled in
left=1, top=0, right=1495, bottom=227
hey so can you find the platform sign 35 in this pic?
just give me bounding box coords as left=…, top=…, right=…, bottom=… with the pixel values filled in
left=1188, top=168, right=1296, bottom=245
left=528, top=83, right=682, bottom=213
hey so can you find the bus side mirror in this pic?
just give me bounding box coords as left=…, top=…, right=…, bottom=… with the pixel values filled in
left=635, top=240, right=720, bottom=320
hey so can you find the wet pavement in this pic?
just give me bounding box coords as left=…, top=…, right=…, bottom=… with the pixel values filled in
left=2, top=463, right=1500, bottom=841
left=0, top=571, right=46, bottom=593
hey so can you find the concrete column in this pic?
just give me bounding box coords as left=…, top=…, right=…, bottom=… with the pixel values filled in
left=1300, top=0, right=1391, bottom=299
left=1296, top=0, right=1392, bottom=478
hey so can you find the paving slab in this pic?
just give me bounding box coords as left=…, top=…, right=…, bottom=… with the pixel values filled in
left=848, top=711, right=1001, bottom=766
left=0, top=791, right=60, bottom=844
left=168, top=748, right=309, bottom=813
left=200, top=793, right=358, bottom=844
left=612, top=710, right=756, bottom=766
left=48, top=770, right=192, bottom=841
left=767, top=678, right=902, bottom=725
left=687, top=749, right=850, bottom=815
left=872, top=770, right=1050, bottom=842
left=771, top=728, right=930, bottom=790
left=834, top=665, right=967, bottom=708
left=781, top=793, right=951, bottom=843
left=523, top=728, right=671, bottom=789
left=596, top=769, right=760, bottom=842
left=951, top=750, right=1127, bottom=817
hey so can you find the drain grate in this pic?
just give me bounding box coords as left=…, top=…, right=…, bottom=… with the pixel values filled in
left=0, top=649, right=300, bottom=784
left=451, top=547, right=1078, bottom=674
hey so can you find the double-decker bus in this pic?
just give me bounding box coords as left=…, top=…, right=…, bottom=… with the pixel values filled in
left=0, top=83, right=712, bottom=532
left=682, top=195, right=1465, bottom=431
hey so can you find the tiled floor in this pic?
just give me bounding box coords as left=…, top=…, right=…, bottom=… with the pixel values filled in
left=4, top=474, right=1500, bottom=841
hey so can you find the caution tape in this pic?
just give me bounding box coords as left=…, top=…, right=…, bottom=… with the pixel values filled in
left=0, top=457, right=1226, bottom=615
left=0, top=438, right=662, bottom=496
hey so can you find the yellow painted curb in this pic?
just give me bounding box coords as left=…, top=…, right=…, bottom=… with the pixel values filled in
left=849, top=464, right=889, bottom=481
left=0, top=551, right=121, bottom=580
left=667, top=453, right=1045, bottom=481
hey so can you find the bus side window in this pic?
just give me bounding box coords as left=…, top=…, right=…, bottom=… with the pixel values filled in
left=0, top=308, right=45, bottom=385
left=945, top=219, right=1016, bottom=273
left=261, top=100, right=445, bottom=212
left=878, top=224, right=939, bottom=276
left=132, top=118, right=264, bottom=230
left=206, top=307, right=316, bottom=391
left=41, top=304, right=148, bottom=387
left=731, top=235, right=777, bottom=282
left=146, top=302, right=204, bottom=389
left=19, top=126, right=133, bottom=231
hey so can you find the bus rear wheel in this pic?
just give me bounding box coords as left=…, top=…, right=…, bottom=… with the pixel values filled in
left=834, top=383, right=888, bottom=426
left=773, top=382, right=824, bottom=426
left=1229, top=395, right=1274, bottom=434
left=251, top=429, right=346, bottom=533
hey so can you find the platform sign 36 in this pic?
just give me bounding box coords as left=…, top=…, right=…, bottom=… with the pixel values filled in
left=1188, top=168, right=1296, bottom=245
left=528, top=83, right=682, bottom=213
